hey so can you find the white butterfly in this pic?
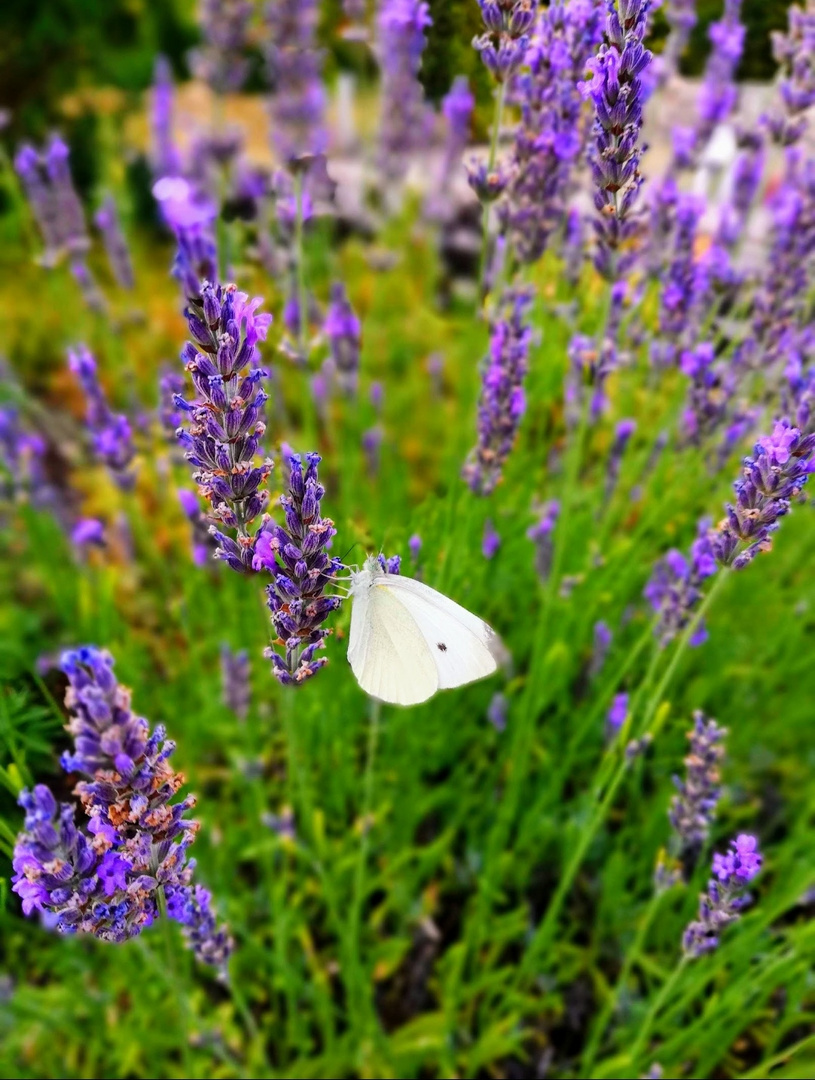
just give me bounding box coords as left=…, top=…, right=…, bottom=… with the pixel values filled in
left=347, top=555, right=501, bottom=706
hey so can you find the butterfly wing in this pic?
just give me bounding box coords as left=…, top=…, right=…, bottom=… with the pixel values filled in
left=376, top=574, right=500, bottom=690
left=349, top=582, right=439, bottom=706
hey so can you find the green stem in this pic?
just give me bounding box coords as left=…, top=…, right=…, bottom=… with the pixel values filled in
left=514, top=571, right=729, bottom=986
left=294, top=170, right=309, bottom=364
left=626, top=957, right=688, bottom=1075
left=477, top=80, right=507, bottom=299
left=348, top=698, right=382, bottom=1033
left=582, top=889, right=666, bottom=1075
left=741, top=1033, right=815, bottom=1080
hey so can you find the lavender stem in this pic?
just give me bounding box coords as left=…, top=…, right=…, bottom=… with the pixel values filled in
left=479, top=79, right=507, bottom=298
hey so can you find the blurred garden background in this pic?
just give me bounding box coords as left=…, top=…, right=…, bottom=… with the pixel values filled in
left=3, top=1, right=815, bottom=1078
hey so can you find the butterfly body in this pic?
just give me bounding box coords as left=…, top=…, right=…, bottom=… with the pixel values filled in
left=347, top=556, right=500, bottom=706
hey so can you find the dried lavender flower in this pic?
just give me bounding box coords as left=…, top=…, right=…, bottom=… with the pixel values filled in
left=669, top=711, right=727, bottom=870
left=12, top=647, right=231, bottom=974
left=94, top=196, right=134, bottom=290
left=68, top=346, right=136, bottom=489
left=221, top=644, right=251, bottom=720
left=682, top=834, right=762, bottom=957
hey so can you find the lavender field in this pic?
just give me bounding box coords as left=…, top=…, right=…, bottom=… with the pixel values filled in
left=2, top=1, right=815, bottom=1077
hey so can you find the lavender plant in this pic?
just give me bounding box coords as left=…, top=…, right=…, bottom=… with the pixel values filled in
left=683, top=835, right=762, bottom=956
left=12, top=647, right=231, bottom=973
left=68, top=346, right=136, bottom=489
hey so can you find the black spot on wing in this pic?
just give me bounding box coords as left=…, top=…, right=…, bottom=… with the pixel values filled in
left=437, top=642, right=447, bottom=652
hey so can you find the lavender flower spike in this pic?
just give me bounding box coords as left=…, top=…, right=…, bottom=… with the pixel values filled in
left=175, top=281, right=273, bottom=572
left=221, top=644, right=251, bottom=720
left=12, top=647, right=231, bottom=973
left=580, top=0, right=653, bottom=279
left=68, top=346, right=136, bottom=489
left=253, top=452, right=343, bottom=685
left=644, top=521, right=717, bottom=648
left=265, top=0, right=327, bottom=167
left=150, top=57, right=182, bottom=178
left=682, top=835, right=762, bottom=957
left=323, top=282, right=362, bottom=393
left=473, top=0, right=534, bottom=85
left=376, top=0, right=433, bottom=183
left=710, top=419, right=815, bottom=571
left=669, top=711, right=726, bottom=870
left=463, top=286, right=533, bottom=495
left=94, top=195, right=134, bottom=290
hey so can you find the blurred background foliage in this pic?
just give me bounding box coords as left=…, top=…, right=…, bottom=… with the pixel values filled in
left=0, top=0, right=798, bottom=143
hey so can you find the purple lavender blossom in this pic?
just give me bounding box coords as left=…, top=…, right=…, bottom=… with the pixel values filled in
left=252, top=452, right=343, bottom=685
left=94, top=196, right=134, bottom=290
left=682, top=835, right=762, bottom=957
left=589, top=619, right=612, bottom=678
left=191, top=0, right=253, bottom=95
left=502, top=0, right=605, bottom=264
left=265, top=0, right=327, bottom=167
left=409, top=533, right=422, bottom=562
left=669, top=711, right=727, bottom=870
left=68, top=346, right=136, bottom=489
left=71, top=518, right=105, bottom=549
left=463, top=286, right=533, bottom=495
left=661, top=0, right=698, bottom=84
left=527, top=499, right=560, bottom=580
left=376, top=0, right=433, bottom=183
left=159, top=369, right=186, bottom=441
left=482, top=518, right=501, bottom=559
left=605, top=418, right=636, bottom=500
left=473, top=0, right=534, bottom=85
left=607, top=691, right=628, bottom=735
left=644, top=523, right=717, bottom=648
left=150, top=58, right=183, bottom=178
left=0, top=407, right=49, bottom=505
left=439, top=76, right=475, bottom=190
left=698, top=1, right=745, bottom=135
left=323, top=282, right=361, bottom=393
left=378, top=553, right=402, bottom=574
left=487, top=691, right=508, bottom=732
left=709, top=419, right=815, bottom=570
left=15, top=136, right=90, bottom=269
left=44, top=136, right=89, bottom=256
left=716, top=130, right=765, bottom=248
left=362, top=424, right=384, bottom=476
left=174, top=282, right=273, bottom=571
left=178, top=488, right=216, bottom=567
left=580, top=0, right=653, bottom=278
left=12, top=647, right=231, bottom=973
left=221, top=644, right=251, bottom=720
left=769, top=4, right=815, bottom=147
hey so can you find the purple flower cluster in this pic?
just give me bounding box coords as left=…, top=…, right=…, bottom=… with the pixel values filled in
left=580, top=0, right=653, bottom=278
left=221, top=644, right=251, bottom=719
left=174, top=282, right=273, bottom=571
left=473, top=0, right=535, bottom=85
left=265, top=0, right=327, bottom=167
left=0, top=407, right=49, bottom=505
left=376, top=0, right=433, bottom=183
left=644, top=522, right=717, bottom=648
left=15, top=135, right=89, bottom=267
left=463, top=286, right=533, bottom=495
left=439, top=77, right=475, bottom=192
left=660, top=0, right=697, bottom=84
left=683, top=835, right=762, bottom=957
left=527, top=498, right=560, bottom=580
left=482, top=518, right=501, bottom=559
left=12, top=647, right=231, bottom=974
left=589, top=619, right=612, bottom=677
left=669, top=711, right=727, bottom=868
left=607, top=691, right=629, bottom=735
left=698, top=1, right=745, bottom=136
left=605, top=417, right=636, bottom=500
left=709, top=420, right=815, bottom=570
left=68, top=346, right=136, bottom=489
left=178, top=488, right=216, bottom=567
left=502, top=0, right=605, bottom=264
left=252, top=452, right=343, bottom=685
left=94, top=195, right=134, bottom=291
left=191, top=0, right=253, bottom=95
left=323, top=282, right=362, bottom=393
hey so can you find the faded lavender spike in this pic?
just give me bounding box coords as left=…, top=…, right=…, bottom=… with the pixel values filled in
left=669, top=711, right=727, bottom=871
left=265, top=0, right=327, bottom=167
left=191, top=0, right=253, bottom=95
left=323, top=281, right=361, bottom=393
left=376, top=0, right=433, bottom=183
left=589, top=620, right=612, bottom=678
left=502, top=0, right=605, bottom=264
left=527, top=499, right=560, bottom=580
left=463, top=286, right=533, bottom=495
left=150, top=57, right=183, bottom=178
left=12, top=647, right=231, bottom=974
left=94, top=196, right=134, bottom=290
left=68, top=346, right=136, bottom=489
left=682, top=835, right=762, bottom=957
left=174, top=282, right=273, bottom=571
left=252, top=452, right=343, bottom=685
